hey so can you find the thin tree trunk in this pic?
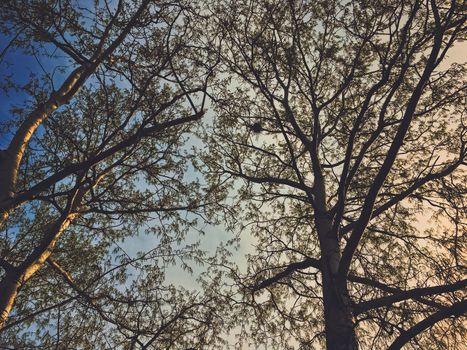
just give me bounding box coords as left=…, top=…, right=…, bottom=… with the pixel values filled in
left=0, top=274, right=21, bottom=328
left=0, top=0, right=151, bottom=227
left=0, top=187, right=82, bottom=329
left=0, top=215, right=75, bottom=328
left=0, top=67, right=87, bottom=203
left=0, top=169, right=111, bottom=328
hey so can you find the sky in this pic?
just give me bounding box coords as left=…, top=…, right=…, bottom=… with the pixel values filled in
left=0, top=6, right=466, bottom=348
left=0, top=16, right=274, bottom=344
left=0, top=0, right=466, bottom=280
left=0, top=23, right=256, bottom=335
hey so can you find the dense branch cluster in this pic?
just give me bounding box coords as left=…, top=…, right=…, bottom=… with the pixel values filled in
left=0, top=1, right=224, bottom=348
left=0, top=0, right=465, bottom=349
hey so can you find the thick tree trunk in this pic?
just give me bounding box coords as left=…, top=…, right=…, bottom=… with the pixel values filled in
left=321, top=261, right=357, bottom=350
left=317, top=215, right=358, bottom=350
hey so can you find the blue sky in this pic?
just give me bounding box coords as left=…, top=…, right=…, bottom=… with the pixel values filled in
left=0, top=26, right=254, bottom=287
left=0, top=33, right=71, bottom=147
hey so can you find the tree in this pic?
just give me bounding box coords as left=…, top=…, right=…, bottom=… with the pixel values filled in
left=0, top=0, right=224, bottom=348
left=1, top=0, right=466, bottom=349
left=201, top=0, right=466, bottom=349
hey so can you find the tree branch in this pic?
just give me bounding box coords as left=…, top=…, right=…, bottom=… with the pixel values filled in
left=338, top=14, right=446, bottom=277
left=348, top=274, right=445, bottom=311
left=355, top=279, right=467, bottom=315
left=387, top=299, right=467, bottom=350
left=250, top=256, right=321, bottom=291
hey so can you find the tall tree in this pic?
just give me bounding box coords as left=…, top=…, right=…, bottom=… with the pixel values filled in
left=0, top=0, right=222, bottom=348
left=201, top=0, right=466, bottom=349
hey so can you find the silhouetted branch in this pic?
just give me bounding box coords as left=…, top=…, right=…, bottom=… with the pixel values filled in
left=355, top=279, right=467, bottom=314
left=387, top=299, right=467, bottom=350
left=251, top=257, right=321, bottom=291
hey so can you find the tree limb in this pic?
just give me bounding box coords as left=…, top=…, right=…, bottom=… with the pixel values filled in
left=355, top=279, right=467, bottom=315
left=387, top=299, right=467, bottom=350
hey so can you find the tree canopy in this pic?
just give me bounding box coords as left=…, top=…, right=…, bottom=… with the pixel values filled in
left=0, top=0, right=466, bottom=349
left=0, top=1, right=225, bottom=348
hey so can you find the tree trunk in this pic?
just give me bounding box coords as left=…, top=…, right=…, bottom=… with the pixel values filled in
left=0, top=273, right=21, bottom=329
left=322, top=261, right=357, bottom=350
left=317, top=216, right=358, bottom=350
left=0, top=211, right=77, bottom=329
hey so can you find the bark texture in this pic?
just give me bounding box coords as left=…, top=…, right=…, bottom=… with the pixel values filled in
left=318, top=215, right=358, bottom=350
